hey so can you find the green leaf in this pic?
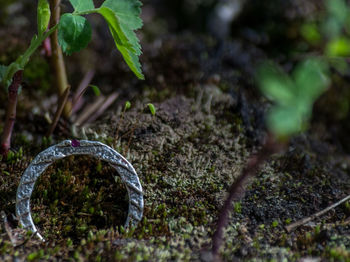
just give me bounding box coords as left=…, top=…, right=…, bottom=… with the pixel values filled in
left=326, top=0, right=348, bottom=24
left=37, top=0, right=51, bottom=35
left=322, top=17, right=343, bottom=39
left=326, top=37, right=350, bottom=57
left=69, top=0, right=95, bottom=12
left=257, top=62, right=295, bottom=106
left=259, top=58, right=330, bottom=140
left=300, top=23, right=321, bottom=45
left=125, top=101, right=131, bottom=110
left=267, top=107, right=305, bottom=138
left=97, top=0, right=144, bottom=79
left=58, top=14, right=92, bottom=55
left=89, top=85, right=101, bottom=96
left=102, top=0, right=142, bottom=54
left=147, top=103, right=156, bottom=116
left=293, top=58, right=330, bottom=102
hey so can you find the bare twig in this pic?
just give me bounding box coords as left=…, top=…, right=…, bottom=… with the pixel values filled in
left=85, top=92, right=119, bottom=124
left=1, top=71, right=23, bottom=156
left=285, top=194, right=350, bottom=232
left=46, top=85, right=71, bottom=137
left=71, top=70, right=95, bottom=114
left=49, top=0, right=71, bottom=118
left=212, top=134, right=282, bottom=260
left=74, top=95, right=106, bottom=126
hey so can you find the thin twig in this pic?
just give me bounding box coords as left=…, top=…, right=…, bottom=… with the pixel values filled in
left=46, top=85, right=71, bottom=137
left=85, top=92, right=119, bottom=124
left=285, top=194, right=350, bottom=232
left=71, top=70, right=95, bottom=114
left=74, top=95, right=106, bottom=126
left=1, top=71, right=23, bottom=156
left=212, top=134, right=281, bottom=260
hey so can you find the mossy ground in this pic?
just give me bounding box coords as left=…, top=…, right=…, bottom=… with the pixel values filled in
left=1, top=80, right=350, bottom=261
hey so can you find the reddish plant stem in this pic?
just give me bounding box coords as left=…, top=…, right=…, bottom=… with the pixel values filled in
left=211, top=134, right=283, bottom=259
left=1, top=71, right=23, bottom=156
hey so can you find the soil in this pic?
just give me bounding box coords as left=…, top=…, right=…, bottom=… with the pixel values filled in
left=1, top=1, right=350, bottom=261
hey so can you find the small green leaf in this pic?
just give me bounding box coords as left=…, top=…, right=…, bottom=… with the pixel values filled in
left=326, top=0, right=348, bottom=25
left=267, top=107, right=304, bottom=138
left=326, top=37, right=350, bottom=57
left=257, top=62, right=295, bottom=106
left=89, top=85, right=101, bottom=96
left=69, top=0, right=95, bottom=12
left=300, top=23, right=321, bottom=45
left=58, top=14, right=92, bottom=55
left=258, top=58, right=330, bottom=139
left=125, top=101, right=131, bottom=110
left=293, top=58, right=330, bottom=102
left=147, top=103, right=156, bottom=116
left=322, top=17, right=343, bottom=39
left=37, top=0, right=51, bottom=35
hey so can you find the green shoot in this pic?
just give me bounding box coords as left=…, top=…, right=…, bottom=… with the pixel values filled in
left=147, top=103, right=156, bottom=116
left=37, top=0, right=50, bottom=35
left=88, top=85, right=101, bottom=97
left=125, top=101, right=131, bottom=110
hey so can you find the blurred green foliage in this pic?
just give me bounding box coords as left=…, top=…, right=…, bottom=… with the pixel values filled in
left=257, top=58, right=330, bottom=139
left=301, top=0, right=350, bottom=57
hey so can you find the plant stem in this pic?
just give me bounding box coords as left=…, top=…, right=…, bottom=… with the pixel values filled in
left=211, top=134, right=282, bottom=260
left=49, top=0, right=71, bottom=118
left=1, top=71, right=23, bottom=156
left=2, top=25, right=58, bottom=88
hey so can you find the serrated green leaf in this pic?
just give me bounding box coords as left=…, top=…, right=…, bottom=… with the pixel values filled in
left=293, top=58, right=329, bottom=102
left=37, top=0, right=51, bottom=35
left=257, top=62, right=295, bottom=106
left=58, top=14, right=92, bottom=55
left=102, top=0, right=142, bottom=54
left=97, top=0, right=144, bottom=79
left=70, top=0, right=94, bottom=12
left=97, top=6, right=144, bottom=79
left=89, top=85, right=101, bottom=96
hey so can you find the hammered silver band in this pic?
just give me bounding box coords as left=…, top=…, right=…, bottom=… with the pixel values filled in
left=15, top=140, right=143, bottom=241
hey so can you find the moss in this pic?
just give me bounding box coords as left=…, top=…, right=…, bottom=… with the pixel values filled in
left=1, top=83, right=350, bottom=261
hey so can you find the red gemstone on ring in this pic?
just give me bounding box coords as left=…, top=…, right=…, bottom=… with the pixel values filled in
left=71, top=139, right=80, bottom=147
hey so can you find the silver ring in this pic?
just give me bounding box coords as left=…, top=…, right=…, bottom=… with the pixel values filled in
left=15, top=140, right=143, bottom=241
